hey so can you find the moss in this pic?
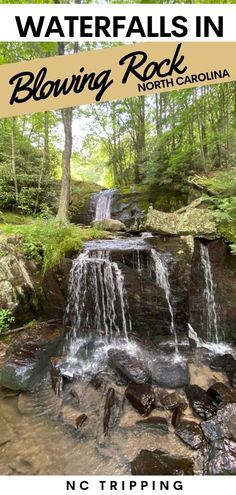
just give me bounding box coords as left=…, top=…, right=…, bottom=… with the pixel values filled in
left=0, top=219, right=107, bottom=272
left=0, top=211, right=32, bottom=225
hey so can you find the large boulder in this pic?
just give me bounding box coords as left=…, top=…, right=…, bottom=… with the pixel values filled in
left=0, top=324, right=65, bottom=391
left=145, top=199, right=217, bottom=237
left=0, top=235, right=70, bottom=325
left=91, top=219, right=126, bottom=232
left=0, top=237, right=35, bottom=317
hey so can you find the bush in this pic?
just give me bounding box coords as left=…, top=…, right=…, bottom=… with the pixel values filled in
left=0, top=309, right=15, bottom=334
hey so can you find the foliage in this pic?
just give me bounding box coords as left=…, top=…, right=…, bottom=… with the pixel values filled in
left=196, top=170, right=236, bottom=253
left=0, top=309, right=15, bottom=334
left=0, top=219, right=106, bottom=271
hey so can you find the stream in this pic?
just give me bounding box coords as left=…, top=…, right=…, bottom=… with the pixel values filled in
left=1, top=190, right=236, bottom=475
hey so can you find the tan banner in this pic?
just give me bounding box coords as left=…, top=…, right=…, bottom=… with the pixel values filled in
left=0, top=42, right=235, bottom=118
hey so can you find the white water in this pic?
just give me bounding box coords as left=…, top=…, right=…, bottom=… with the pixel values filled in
left=150, top=249, right=180, bottom=359
left=94, top=189, right=115, bottom=221
left=65, top=249, right=131, bottom=342
left=188, top=323, right=231, bottom=355
left=200, top=243, right=219, bottom=344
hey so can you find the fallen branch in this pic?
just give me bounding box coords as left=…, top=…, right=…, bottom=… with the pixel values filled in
left=0, top=319, right=61, bottom=336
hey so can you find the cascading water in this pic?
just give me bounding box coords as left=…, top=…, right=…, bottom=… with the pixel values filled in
left=65, top=249, right=131, bottom=341
left=64, top=242, right=133, bottom=378
left=150, top=249, right=180, bottom=358
left=94, top=189, right=115, bottom=221
left=200, top=243, right=219, bottom=344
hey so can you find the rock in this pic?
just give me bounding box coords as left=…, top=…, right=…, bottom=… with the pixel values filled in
left=175, top=419, right=204, bottom=449
left=207, top=382, right=236, bottom=406
left=152, top=362, right=190, bottom=389
left=226, top=362, right=236, bottom=389
left=201, top=418, right=224, bottom=443
left=204, top=438, right=236, bottom=475
left=0, top=325, right=65, bottom=391
left=145, top=201, right=217, bottom=237
left=217, top=404, right=236, bottom=442
left=103, top=387, right=115, bottom=436
left=171, top=405, right=184, bottom=427
left=189, top=239, right=236, bottom=344
left=210, top=354, right=236, bottom=388
left=210, top=354, right=235, bottom=371
left=76, top=413, right=88, bottom=429
left=157, top=390, right=188, bottom=410
left=50, top=359, right=63, bottom=397
left=131, top=449, right=194, bottom=475
left=108, top=349, right=150, bottom=384
left=91, top=219, right=126, bottom=232
left=0, top=249, right=34, bottom=314
left=136, top=416, right=168, bottom=433
left=185, top=384, right=217, bottom=419
left=202, top=404, right=236, bottom=474
left=125, top=383, right=155, bottom=416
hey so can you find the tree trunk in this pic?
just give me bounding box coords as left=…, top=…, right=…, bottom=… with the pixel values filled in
left=56, top=107, right=73, bottom=222
left=11, top=116, right=18, bottom=204
left=34, top=112, right=49, bottom=214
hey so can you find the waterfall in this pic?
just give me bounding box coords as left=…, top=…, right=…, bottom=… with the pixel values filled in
left=65, top=249, right=131, bottom=342
left=150, top=249, right=179, bottom=357
left=94, top=189, right=115, bottom=221
left=200, top=243, right=219, bottom=344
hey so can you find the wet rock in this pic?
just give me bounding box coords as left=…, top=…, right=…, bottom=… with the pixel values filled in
left=158, top=390, right=188, bottom=410
left=210, top=354, right=235, bottom=371
left=185, top=384, right=217, bottom=419
left=0, top=325, right=65, bottom=391
left=203, top=404, right=236, bottom=474
left=204, top=438, right=236, bottom=475
left=207, top=382, right=236, bottom=406
left=175, top=419, right=204, bottom=449
left=189, top=240, right=236, bottom=344
left=136, top=416, right=168, bottom=433
left=108, top=349, right=150, bottom=384
left=217, top=403, right=236, bottom=442
left=91, top=219, right=126, bottom=232
left=17, top=393, right=33, bottom=415
left=201, top=418, right=224, bottom=443
left=171, top=405, right=184, bottom=428
left=210, top=355, right=236, bottom=389
left=103, top=387, right=115, bottom=437
left=152, top=362, right=190, bottom=389
left=131, top=449, right=194, bottom=475
left=125, top=383, right=155, bottom=416
left=76, top=413, right=88, bottom=429
left=226, top=362, right=236, bottom=389
left=50, top=364, right=63, bottom=397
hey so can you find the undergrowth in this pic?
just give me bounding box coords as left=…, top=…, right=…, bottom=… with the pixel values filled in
left=197, top=170, right=236, bottom=254
left=0, top=219, right=106, bottom=271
